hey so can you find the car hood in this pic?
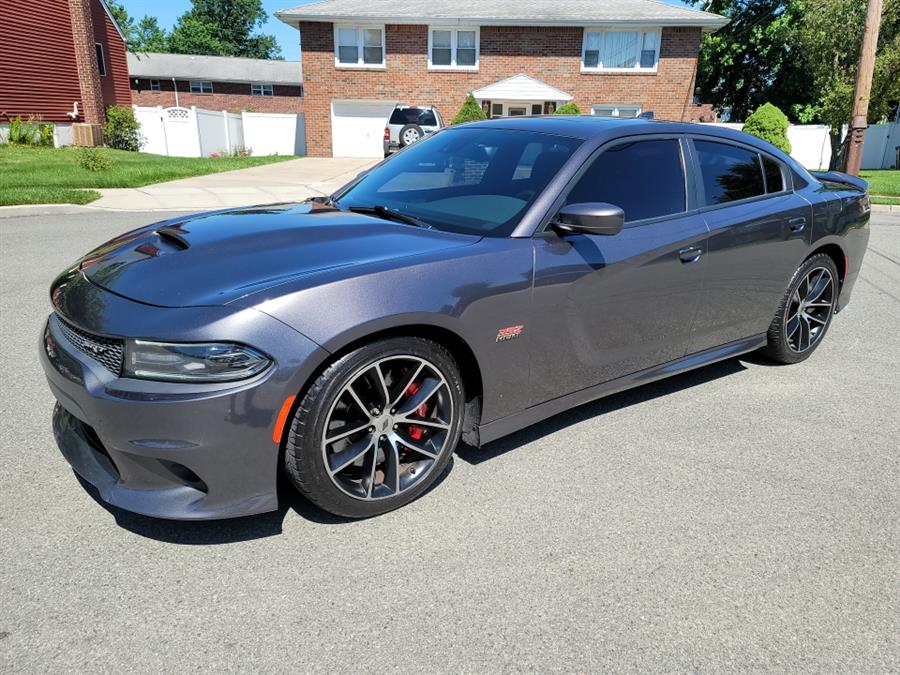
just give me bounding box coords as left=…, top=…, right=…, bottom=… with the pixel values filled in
left=77, top=203, right=480, bottom=307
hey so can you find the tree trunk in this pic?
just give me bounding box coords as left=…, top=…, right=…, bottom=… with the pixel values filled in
left=828, top=130, right=843, bottom=170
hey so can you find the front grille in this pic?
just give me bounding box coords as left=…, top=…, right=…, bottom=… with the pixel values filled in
left=55, top=314, right=124, bottom=376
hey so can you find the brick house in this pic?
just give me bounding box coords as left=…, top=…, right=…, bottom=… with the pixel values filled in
left=128, top=53, right=304, bottom=114
left=0, top=0, right=131, bottom=144
left=276, top=0, right=727, bottom=158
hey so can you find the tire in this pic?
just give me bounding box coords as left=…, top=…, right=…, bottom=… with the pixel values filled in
left=284, top=337, right=464, bottom=518
left=398, top=124, right=424, bottom=147
left=758, top=253, right=840, bottom=364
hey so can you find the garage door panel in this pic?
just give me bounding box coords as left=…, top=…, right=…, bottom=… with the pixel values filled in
left=331, top=100, right=397, bottom=158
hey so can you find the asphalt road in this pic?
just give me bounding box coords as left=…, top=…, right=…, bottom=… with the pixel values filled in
left=1, top=207, right=898, bottom=672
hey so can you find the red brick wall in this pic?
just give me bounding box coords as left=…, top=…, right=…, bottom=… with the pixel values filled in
left=91, top=0, right=132, bottom=109
left=299, top=22, right=703, bottom=156
left=68, top=0, right=105, bottom=124
left=130, top=79, right=304, bottom=114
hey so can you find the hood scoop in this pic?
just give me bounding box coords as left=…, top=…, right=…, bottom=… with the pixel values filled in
left=156, top=226, right=191, bottom=249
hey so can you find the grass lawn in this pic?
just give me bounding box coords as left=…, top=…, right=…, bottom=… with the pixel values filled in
left=860, top=169, right=900, bottom=206
left=0, top=145, right=295, bottom=206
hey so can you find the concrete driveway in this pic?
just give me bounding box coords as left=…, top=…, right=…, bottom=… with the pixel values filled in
left=91, top=157, right=379, bottom=211
left=1, top=208, right=898, bottom=671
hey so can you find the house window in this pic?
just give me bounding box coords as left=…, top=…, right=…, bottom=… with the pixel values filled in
left=150, top=80, right=161, bottom=91
left=491, top=103, right=503, bottom=117
left=334, top=25, right=385, bottom=67
left=190, top=81, right=213, bottom=93
left=582, top=29, right=660, bottom=72
left=95, top=44, right=106, bottom=76
left=592, top=104, right=642, bottom=118
left=251, top=83, right=274, bottom=96
left=428, top=27, right=479, bottom=69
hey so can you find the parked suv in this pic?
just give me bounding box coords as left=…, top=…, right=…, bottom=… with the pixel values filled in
left=383, top=105, right=443, bottom=156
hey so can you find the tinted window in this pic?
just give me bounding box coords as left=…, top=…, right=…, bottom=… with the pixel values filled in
left=695, top=140, right=765, bottom=205
left=337, top=128, right=581, bottom=237
left=762, top=155, right=785, bottom=193
left=565, top=139, right=685, bottom=222
left=389, top=108, right=438, bottom=126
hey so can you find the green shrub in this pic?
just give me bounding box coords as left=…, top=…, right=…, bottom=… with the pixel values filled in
left=7, top=116, right=40, bottom=144
left=39, top=123, right=55, bottom=147
left=104, top=106, right=142, bottom=151
left=451, top=93, right=486, bottom=125
left=554, top=102, right=581, bottom=115
left=742, top=103, right=791, bottom=154
left=77, top=147, right=113, bottom=172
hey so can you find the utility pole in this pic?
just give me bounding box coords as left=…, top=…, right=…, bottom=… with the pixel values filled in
left=843, top=0, right=884, bottom=176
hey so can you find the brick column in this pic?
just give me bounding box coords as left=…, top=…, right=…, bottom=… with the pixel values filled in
left=69, top=0, right=104, bottom=125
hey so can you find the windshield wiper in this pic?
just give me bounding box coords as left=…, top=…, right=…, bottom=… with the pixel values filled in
left=348, top=205, right=432, bottom=229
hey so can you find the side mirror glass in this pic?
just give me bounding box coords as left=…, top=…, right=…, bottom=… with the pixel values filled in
left=552, top=202, right=625, bottom=236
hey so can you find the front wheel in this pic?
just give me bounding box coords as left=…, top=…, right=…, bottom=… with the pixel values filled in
left=284, top=337, right=463, bottom=518
left=758, top=253, right=839, bottom=364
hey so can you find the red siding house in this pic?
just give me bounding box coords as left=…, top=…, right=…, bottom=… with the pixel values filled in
left=0, top=0, right=131, bottom=143
left=276, top=0, right=727, bottom=157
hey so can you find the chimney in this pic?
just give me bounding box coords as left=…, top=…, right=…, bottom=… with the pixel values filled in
left=68, top=0, right=105, bottom=143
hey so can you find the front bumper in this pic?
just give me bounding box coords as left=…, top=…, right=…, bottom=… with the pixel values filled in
left=40, top=280, right=327, bottom=520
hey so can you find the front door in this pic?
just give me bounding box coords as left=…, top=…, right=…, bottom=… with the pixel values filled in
left=528, top=136, right=709, bottom=405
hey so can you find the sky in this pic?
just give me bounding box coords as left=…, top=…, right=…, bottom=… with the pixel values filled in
left=119, top=0, right=694, bottom=63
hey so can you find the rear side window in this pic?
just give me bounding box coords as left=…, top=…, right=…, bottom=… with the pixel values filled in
left=695, top=140, right=765, bottom=205
left=565, top=138, right=685, bottom=222
left=762, top=155, right=785, bottom=193
left=389, top=108, right=438, bottom=126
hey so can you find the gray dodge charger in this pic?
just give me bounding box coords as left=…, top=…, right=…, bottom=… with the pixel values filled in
left=41, top=117, right=871, bottom=519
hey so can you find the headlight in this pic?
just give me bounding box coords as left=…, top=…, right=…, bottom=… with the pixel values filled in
left=123, top=340, right=271, bottom=382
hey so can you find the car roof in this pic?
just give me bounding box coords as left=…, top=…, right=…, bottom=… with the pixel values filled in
left=458, top=115, right=755, bottom=145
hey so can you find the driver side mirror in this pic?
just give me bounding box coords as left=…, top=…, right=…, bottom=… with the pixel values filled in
left=551, top=202, right=625, bottom=236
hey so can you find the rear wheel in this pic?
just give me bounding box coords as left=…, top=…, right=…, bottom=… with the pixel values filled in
left=759, top=253, right=839, bottom=364
left=284, top=337, right=463, bottom=518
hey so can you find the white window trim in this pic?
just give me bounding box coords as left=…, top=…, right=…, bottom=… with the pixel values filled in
left=251, top=82, right=274, bottom=96
left=95, top=43, right=106, bottom=77
left=591, top=104, right=643, bottom=118
left=427, top=26, right=480, bottom=71
left=333, top=24, right=386, bottom=69
left=581, top=27, right=661, bottom=74
left=189, top=80, right=214, bottom=93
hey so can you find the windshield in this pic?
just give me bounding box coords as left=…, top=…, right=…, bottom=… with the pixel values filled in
left=335, top=127, right=582, bottom=237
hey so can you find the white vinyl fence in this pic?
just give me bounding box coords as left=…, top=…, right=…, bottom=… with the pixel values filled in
left=133, top=105, right=305, bottom=157
left=701, top=121, right=899, bottom=170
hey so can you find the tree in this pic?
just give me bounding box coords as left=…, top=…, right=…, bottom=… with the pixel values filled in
left=742, top=102, right=792, bottom=152
left=554, top=102, right=581, bottom=115
left=170, top=0, right=282, bottom=59
left=104, top=0, right=134, bottom=43
left=794, top=0, right=900, bottom=167
left=692, top=0, right=813, bottom=121
left=131, top=16, right=169, bottom=53
left=451, top=94, right=487, bottom=124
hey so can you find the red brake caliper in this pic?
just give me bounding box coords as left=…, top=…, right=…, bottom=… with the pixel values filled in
left=404, top=382, right=427, bottom=441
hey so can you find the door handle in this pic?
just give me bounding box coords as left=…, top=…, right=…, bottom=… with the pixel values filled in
left=679, top=246, right=703, bottom=264
left=788, top=216, right=807, bottom=232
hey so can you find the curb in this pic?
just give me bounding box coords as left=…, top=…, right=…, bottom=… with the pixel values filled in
left=871, top=203, right=897, bottom=213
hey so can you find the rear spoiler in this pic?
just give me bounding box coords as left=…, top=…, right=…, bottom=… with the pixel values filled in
left=810, top=171, right=868, bottom=192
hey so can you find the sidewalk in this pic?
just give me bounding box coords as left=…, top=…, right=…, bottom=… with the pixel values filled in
left=89, top=157, right=379, bottom=211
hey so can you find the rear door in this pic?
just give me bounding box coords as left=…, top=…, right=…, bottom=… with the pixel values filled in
left=528, top=135, right=709, bottom=405
left=686, top=137, right=813, bottom=353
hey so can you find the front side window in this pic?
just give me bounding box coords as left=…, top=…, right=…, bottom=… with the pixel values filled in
left=336, top=128, right=581, bottom=237
left=695, top=140, right=766, bottom=205
left=251, top=83, right=274, bottom=97
left=565, top=138, right=685, bottom=223
left=582, top=29, right=661, bottom=71
left=429, top=27, right=479, bottom=69
left=335, top=26, right=385, bottom=67
left=190, top=80, right=213, bottom=93
left=95, top=44, right=106, bottom=76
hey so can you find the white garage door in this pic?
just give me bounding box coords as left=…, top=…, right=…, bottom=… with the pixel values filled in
left=331, top=100, right=397, bottom=158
